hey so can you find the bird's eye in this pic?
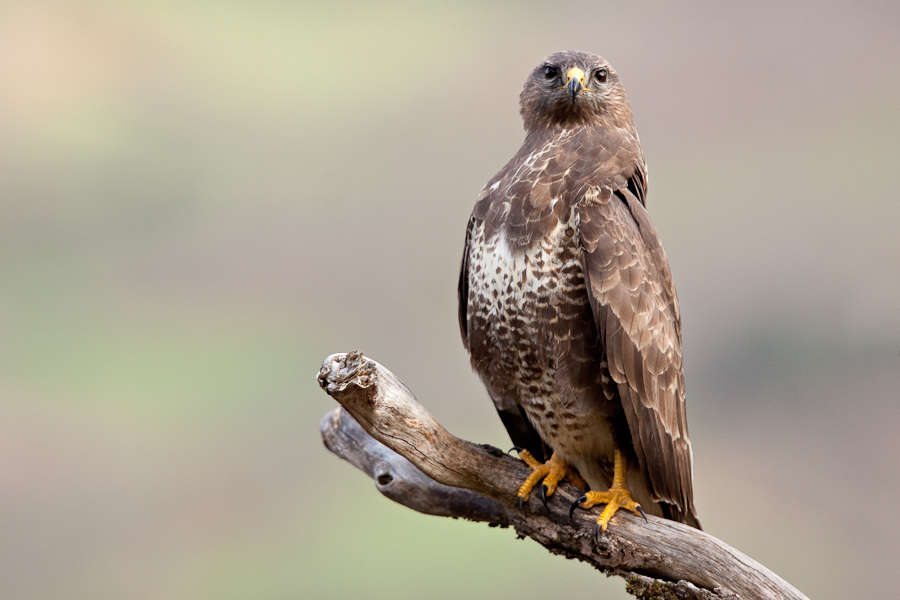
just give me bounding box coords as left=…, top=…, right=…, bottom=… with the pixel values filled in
left=594, top=68, right=608, bottom=83
left=543, top=66, right=558, bottom=79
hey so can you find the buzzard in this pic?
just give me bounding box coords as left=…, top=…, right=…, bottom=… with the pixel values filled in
left=458, top=51, right=700, bottom=532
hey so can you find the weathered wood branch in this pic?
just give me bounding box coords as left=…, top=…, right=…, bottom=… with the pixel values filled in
left=317, top=351, right=808, bottom=600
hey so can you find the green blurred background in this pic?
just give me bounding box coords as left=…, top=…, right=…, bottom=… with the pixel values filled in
left=1, top=1, right=898, bottom=598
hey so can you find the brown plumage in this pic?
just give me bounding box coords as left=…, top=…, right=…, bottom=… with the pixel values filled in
left=458, top=51, right=700, bottom=528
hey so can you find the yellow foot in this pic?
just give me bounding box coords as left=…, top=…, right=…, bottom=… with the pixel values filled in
left=514, top=449, right=587, bottom=505
left=570, top=485, right=646, bottom=532
left=568, top=449, right=647, bottom=535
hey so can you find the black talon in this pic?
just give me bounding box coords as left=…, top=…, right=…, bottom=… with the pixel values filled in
left=593, top=523, right=605, bottom=544
left=569, top=494, right=588, bottom=521
left=540, top=484, right=549, bottom=509
left=516, top=496, right=525, bottom=510
left=508, top=446, right=524, bottom=456
left=636, top=505, right=648, bottom=522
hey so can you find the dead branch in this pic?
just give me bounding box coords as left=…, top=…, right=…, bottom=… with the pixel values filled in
left=317, top=351, right=809, bottom=600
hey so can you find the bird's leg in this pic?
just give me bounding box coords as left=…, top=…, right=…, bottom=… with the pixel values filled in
left=570, top=449, right=645, bottom=533
left=514, top=450, right=587, bottom=505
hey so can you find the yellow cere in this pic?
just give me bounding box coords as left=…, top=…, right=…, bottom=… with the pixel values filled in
left=566, top=66, right=586, bottom=84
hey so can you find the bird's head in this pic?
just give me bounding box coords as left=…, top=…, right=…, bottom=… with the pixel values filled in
left=519, top=51, right=635, bottom=132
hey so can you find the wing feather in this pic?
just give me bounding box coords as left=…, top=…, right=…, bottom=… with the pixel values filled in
left=457, top=214, right=475, bottom=348
left=577, top=182, right=699, bottom=527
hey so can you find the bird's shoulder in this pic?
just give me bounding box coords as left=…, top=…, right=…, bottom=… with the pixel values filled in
left=471, top=125, right=645, bottom=247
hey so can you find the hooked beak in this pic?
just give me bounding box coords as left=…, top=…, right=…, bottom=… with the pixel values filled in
left=566, top=67, right=585, bottom=101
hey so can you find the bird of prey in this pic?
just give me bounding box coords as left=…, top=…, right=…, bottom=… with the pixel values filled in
left=458, top=50, right=700, bottom=533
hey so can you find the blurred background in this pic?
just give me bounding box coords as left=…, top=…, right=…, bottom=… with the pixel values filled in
left=1, top=1, right=898, bottom=598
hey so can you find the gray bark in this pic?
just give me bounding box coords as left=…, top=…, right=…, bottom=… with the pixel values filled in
left=317, top=351, right=809, bottom=600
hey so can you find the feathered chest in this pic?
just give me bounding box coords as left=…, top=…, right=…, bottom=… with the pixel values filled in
left=463, top=209, right=593, bottom=374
